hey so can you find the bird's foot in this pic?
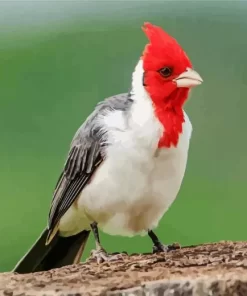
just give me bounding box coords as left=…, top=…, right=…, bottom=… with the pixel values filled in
left=152, top=242, right=181, bottom=254
left=90, top=248, right=125, bottom=264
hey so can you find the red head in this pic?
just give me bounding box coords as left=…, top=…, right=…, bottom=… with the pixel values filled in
left=142, top=22, right=202, bottom=108
left=141, top=22, right=202, bottom=147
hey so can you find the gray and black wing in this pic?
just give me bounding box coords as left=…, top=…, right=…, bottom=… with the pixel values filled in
left=46, top=93, right=132, bottom=244
left=46, top=142, right=103, bottom=244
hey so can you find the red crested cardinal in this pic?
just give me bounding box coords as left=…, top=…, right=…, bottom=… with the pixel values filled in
left=14, top=22, right=203, bottom=274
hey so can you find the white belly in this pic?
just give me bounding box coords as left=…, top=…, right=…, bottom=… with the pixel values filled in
left=59, top=107, right=192, bottom=237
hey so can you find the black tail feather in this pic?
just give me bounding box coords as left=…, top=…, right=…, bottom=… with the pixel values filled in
left=13, top=229, right=90, bottom=274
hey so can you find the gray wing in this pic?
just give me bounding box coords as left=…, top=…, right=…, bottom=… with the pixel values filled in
left=47, top=93, right=133, bottom=235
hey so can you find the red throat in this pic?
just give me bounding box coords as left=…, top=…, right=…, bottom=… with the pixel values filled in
left=154, top=88, right=189, bottom=148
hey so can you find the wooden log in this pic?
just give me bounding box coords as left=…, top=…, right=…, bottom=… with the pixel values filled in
left=1, top=241, right=247, bottom=295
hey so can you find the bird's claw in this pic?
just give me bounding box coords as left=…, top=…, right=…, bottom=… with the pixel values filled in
left=152, top=242, right=181, bottom=253
left=90, top=248, right=124, bottom=264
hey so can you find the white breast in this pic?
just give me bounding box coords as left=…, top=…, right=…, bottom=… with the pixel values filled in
left=68, top=90, right=192, bottom=238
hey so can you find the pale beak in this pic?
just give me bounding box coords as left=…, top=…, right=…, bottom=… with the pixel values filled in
left=174, top=68, right=203, bottom=88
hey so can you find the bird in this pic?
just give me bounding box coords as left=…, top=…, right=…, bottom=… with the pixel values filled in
left=13, top=22, right=203, bottom=274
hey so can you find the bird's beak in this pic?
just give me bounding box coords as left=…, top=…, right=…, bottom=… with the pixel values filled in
left=174, top=68, right=203, bottom=88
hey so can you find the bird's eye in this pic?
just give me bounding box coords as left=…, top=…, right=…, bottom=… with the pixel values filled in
left=159, top=67, right=172, bottom=78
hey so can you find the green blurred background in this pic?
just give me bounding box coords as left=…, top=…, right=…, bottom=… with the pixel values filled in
left=1, top=0, right=247, bottom=272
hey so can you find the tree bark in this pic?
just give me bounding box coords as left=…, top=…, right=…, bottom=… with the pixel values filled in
left=1, top=241, right=247, bottom=296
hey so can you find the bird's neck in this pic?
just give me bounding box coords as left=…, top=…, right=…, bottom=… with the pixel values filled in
left=152, top=88, right=189, bottom=148
left=155, top=103, right=185, bottom=148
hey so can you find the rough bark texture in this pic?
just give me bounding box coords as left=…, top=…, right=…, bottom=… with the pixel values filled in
left=2, top=241, right=247, bottom=296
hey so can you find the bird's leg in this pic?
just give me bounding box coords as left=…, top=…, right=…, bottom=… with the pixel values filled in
left=148, top=230, right=180, bottom=253
left=90, top=222, right=123, bottom=263
left=91, top=222, right=103, bottom=251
